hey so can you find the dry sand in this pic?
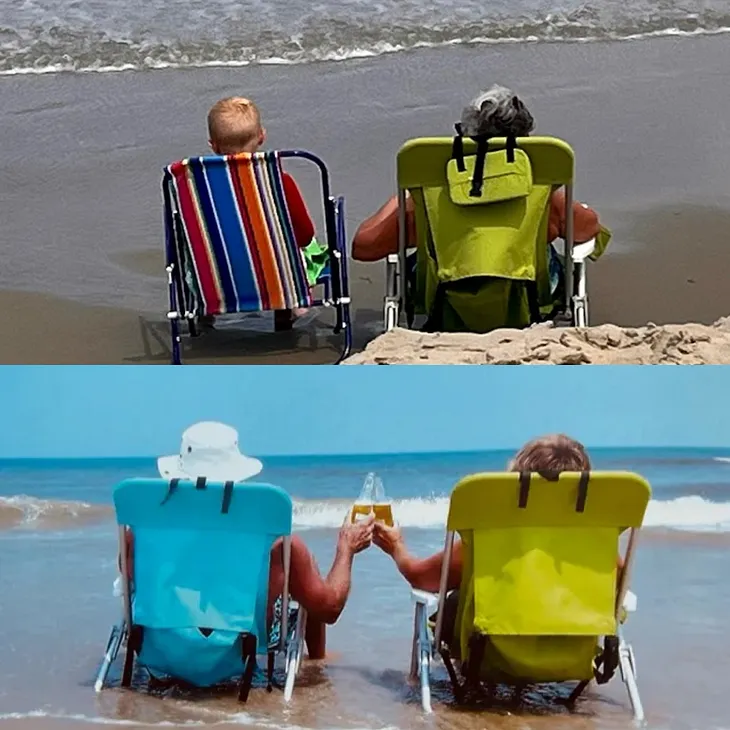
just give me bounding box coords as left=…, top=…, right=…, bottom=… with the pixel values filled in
left=344, top=317, right=730, bottom=365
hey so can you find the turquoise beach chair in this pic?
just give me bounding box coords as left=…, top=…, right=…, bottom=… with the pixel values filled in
left=95, top=477, right=307, bottom=702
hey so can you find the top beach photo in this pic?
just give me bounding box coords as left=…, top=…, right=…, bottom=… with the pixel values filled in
left=2, top=0, right=730, bottom=364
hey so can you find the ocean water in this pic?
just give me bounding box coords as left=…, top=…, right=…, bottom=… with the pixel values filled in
left=1, top=447, right=730, bottom=729
left=2, top=0, right=730, bottom=75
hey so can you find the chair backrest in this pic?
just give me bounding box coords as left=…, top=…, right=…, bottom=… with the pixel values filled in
left=163, top=152, right=313, bottom=317
left=397, top=136, right=574, bottom=190
left=446, top=471, right=650, bottom=640
left=114, top=478, right=292, bottom=648
left=397, top=137, right=575, bottom=330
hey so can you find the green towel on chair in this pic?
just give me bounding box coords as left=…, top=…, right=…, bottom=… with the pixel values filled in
left=302, top=238, right=328, bottom=287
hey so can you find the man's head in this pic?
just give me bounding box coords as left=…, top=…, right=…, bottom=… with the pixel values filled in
left=460, top=84, right=535, bottom=138
left=207, top=97, right=266, bottom=155
left=508, top=434, right=590, bottom=476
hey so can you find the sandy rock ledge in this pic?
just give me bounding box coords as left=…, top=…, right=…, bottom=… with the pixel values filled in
left=343, top=317, right=730, bottom=365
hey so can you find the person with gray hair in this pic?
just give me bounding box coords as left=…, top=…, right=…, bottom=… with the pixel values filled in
left=352, top=84, right=600, bottom=266
left=459, top=84, right=535, bottom=138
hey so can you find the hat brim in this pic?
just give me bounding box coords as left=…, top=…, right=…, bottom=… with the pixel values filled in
left=157, top=454, right=263, bottom=482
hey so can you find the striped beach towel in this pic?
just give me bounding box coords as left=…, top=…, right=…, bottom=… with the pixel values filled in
left=165, top=152, right=314, bottom=316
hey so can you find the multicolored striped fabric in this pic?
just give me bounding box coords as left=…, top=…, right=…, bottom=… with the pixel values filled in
left=165, top=152, right=314, bottom=315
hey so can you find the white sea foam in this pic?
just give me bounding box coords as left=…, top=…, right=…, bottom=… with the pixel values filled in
left=293, top=496, right=730, bottom=532
left=1, top=17, right=730, bottom=77
left=3, top=493, right=728, bottom=533
left=0, top=710, right=399, bottom=730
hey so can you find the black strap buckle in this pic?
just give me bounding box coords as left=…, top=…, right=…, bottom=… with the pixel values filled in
left=160, top=478, right=180, bottom=505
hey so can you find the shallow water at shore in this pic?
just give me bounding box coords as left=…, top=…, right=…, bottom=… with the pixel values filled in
left=1, top=450, right=730, bottom=729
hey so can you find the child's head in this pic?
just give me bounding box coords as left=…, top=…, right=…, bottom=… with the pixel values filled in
left=508, top=433, right=590, bottom=475
left=207, top=97, right=266, bottom=155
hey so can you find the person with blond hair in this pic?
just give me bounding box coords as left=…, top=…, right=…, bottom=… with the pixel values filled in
left=371, top=434, right=599, bottom=649
left=205, top=97, right=329, bottom=330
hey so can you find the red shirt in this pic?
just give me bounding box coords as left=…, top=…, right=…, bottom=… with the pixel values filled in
left=282, top=173, right=315, bottom=248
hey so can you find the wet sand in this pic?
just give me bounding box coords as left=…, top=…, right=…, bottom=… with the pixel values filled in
left=2, top=34, right=730, bottom=363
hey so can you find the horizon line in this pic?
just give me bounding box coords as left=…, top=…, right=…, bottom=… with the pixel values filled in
left=0, top=444, right=725, bottom=462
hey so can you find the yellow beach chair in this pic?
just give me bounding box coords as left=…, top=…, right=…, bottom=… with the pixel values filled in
left=385, top=136, right=607, bottom=333
left=409, top=471, right=650, bottom=720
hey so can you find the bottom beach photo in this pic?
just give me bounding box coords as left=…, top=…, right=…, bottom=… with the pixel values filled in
left=0, top=366, right=729, bottom=730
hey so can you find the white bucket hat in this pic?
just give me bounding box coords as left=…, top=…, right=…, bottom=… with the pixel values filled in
left=157, top=421, right=263, bottom=482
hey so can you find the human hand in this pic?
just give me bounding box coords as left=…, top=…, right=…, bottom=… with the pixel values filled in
left=338, top=513, right=374, bottom=556
left=372, top=520, right=404, bottom=556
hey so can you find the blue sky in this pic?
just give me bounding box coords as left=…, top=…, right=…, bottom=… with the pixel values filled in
left=0, top=366, right=727, bottom=458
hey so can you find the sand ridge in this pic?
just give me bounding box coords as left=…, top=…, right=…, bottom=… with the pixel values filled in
left=344, top=317, right=730, bottom=365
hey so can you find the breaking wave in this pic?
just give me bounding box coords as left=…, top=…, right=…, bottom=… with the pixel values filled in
left=4, top=494, right=729, bottom=533
left=0, top=496, right=112, bottom=531
left=293, top=495, right=730, bottom=533
left=2, top=8, right=730, bottom=76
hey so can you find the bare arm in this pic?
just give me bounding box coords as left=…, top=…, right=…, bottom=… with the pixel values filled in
left=287, top=536, right=354, bottom=624
left=548, top=188, right=601, bottom=244
left=274, top=517, right=374, bottom=625
left=373, top=522, right=462, bottom=593
left=352, top=195, right=416, bottom=262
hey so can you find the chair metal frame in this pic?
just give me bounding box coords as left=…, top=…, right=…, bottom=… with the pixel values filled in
left=164, top=150, right=353, bottom=364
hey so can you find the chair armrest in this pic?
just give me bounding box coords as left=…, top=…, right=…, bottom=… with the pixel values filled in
left=411, top=589, right=439, bottom=610
left=551, top=237, right=596, bottom=263
left=622, top=590, right=637, bottom=613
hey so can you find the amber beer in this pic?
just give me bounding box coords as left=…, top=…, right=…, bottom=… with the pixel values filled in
left=351, top=502, right=394, bottom=527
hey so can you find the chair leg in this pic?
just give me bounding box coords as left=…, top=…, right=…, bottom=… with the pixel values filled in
left=619, top=638, right=644, bottom=723
left=573, top=262, right=588, bottom=327
left=419, top=645, right=432, bottom=713
left=95, top=623, right=124, bottom=692
left=120, top=641, right=135, bottom=688
left=567, top=679, right=590, bottom=706
left=409, top=604, right=420, bottom=680
left=170, top=317, right=181, bottom=365
left=334, top=304, right=353, bottom=365
left=284, top=607, right=306, bottom=702
left=384, top=255, right=400, bottom=333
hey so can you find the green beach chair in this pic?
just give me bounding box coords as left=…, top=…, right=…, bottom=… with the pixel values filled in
left=409, top=471, right=650, bottom=720
left=95, top=477, right=306, bottom=702
left=384, top=136, right=606, bottom=333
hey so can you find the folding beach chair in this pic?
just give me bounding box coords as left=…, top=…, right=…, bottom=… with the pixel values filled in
left=384, top=135, right=608, bottom=333
left=163, top=151, right=353, bottom=364
left=409, top=471, right=650, bottom=721
left=95, top=478, right=306, bottom=702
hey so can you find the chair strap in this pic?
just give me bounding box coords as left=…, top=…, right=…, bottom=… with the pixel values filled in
left=450, top=124, right=519, bottom=198
left=221, top=480, right=234, bottom=514
left=518, top=472, right=531, bottom=508
left=594, top=635, right=619, bottom=684
left=238, top=633, right=258, bottom=702
left=160, top=478, right=180, bottom=505
left=576, top=470, right=590, bottom=513
left=195, top=476, right=207, bottom=490
left=439, top=643, right=465, bottom=703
